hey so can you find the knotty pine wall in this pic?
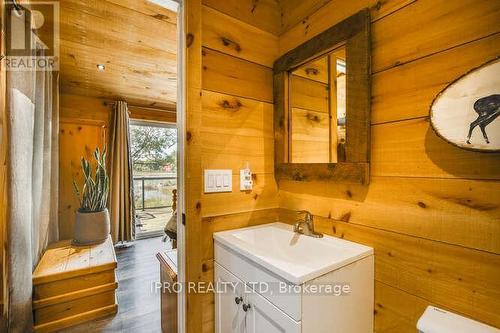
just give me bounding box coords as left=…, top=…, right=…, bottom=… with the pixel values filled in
left=199, top=4, right=280, bottom=215
left=58, top=94, right=109, bottom=240
left=277, top=0, right=500, bottom=332
left=187, top=0, right=500, bottom=332
left=58, top=94, right=176, bottom=239
left=184, top=1, right=282, bottom=332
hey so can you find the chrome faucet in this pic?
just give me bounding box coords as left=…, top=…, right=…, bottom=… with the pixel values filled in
left=293, top=210, right=323, bottom=238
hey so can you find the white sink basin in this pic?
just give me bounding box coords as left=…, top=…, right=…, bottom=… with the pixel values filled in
left=213, top=222, right=373, bottom=284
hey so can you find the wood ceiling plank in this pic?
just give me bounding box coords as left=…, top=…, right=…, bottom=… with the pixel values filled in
left=60, top=0, right=177, bottom=109
left=61, top=41, right=176, bottom=77
left=60, top=83, right=176, bottom=111
left=60, top=41, right=176, bottom=85
left=59, top=23, right=177, bottom=66
left=105, top=0, right=177, bottom=25
left=61, top=0, right=176, bottom=53
left=59, top=69, right=175, bottom=103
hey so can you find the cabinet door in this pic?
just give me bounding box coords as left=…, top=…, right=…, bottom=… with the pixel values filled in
left=215, top=263, right=301, bottom=333
left=215, top=263, right=246, bottom=333
left=245, top=289, right=301, bottom=333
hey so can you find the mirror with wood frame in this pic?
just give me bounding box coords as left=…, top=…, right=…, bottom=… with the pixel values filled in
left=273, top=9, right=371, bottom=184
left=289, top=47, right=347, bottom=163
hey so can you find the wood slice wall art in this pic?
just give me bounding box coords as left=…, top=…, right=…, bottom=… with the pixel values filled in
left=430, top=57, right=500, bottom=152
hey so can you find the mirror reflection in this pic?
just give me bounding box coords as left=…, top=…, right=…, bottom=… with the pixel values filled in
left=289, top=46, right=346, bottom=163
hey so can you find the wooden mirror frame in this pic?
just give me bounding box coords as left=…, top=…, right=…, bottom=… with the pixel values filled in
left=273, top=9, right=371, bottom=185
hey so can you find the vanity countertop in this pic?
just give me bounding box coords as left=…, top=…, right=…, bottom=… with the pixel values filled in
left=214, top=222, right=373, bottom=284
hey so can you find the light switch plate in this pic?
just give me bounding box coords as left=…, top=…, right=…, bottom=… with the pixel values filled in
left=204, top=169, right=232, bottom=193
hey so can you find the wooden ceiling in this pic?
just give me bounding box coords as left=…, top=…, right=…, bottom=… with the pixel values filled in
left=60, top=0, right=177, bottom=111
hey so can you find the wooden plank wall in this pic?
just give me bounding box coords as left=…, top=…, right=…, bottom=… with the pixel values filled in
left=199, top=2, right=281, bottom=238
left=188, top=0, right=500, bottom=332
left=54, top=0, right=500, bottom=332
left=58, top=94, right=111, bottom=240
left=58, top=94, right=176, bottom=240
left=183, top=1, right=281, bottom=332
left=278, top=0, right=500, bottom=332
left=184, top=1, right=204, bottom=331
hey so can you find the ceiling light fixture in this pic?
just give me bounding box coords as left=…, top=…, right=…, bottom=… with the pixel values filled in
left=97, top=64, right=106, bottom=71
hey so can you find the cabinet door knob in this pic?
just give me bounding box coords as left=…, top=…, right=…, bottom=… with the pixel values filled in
left=242, top=303, right=251, bottom=312
left=235, top=296, right=243, bottom=305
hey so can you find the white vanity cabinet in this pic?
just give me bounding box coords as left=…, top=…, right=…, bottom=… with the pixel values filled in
left=215, top=263, right=301, bottom=333
left=213, top=223, right=374, bottom=333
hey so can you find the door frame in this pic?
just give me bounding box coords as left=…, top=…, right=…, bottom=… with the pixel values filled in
left=173, top=1, right=187, bottom=332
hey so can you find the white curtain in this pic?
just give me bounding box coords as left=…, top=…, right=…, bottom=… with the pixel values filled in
left=5, top=6, right=59, bottom=332
left=31, top=61, right=59, bottom=265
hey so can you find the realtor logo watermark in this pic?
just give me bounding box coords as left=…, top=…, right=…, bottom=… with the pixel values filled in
left=4, top=1, right=59, bottom=71
left=151, top=281, right=352, bottom=297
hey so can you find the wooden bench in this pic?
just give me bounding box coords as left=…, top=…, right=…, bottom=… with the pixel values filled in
left=32, top=236, right=118, bottom=332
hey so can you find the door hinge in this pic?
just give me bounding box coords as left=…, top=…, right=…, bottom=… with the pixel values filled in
left=182, top=213, right=186, bottom=225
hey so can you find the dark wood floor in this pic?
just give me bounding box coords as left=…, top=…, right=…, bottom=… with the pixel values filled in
left=61, top=237, right=171, bottom=333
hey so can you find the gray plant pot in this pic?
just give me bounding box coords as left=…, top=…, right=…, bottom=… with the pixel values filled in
left=73, top=208, right=111, bottom=245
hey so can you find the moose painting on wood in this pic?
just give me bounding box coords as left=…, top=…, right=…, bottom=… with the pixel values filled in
left=430, top=58, right=500, bottom=152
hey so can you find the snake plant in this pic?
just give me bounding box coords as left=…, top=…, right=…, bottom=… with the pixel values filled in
left=73, top=147, right=109, bottom=212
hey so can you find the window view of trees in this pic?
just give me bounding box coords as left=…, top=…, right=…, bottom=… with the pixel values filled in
left=130, top=124, right=177, bottom=175
left=130, top=124, right=177, bottom=213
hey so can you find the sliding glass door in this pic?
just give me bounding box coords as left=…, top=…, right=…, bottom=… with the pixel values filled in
left=129, top=121, right=177, bottom=239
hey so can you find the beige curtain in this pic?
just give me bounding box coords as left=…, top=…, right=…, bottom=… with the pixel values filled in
left=5, top=5, right=59, bottom=331
left=109, top=101, right=135, bottom=242
left=31, top=65, right=60, bottom=265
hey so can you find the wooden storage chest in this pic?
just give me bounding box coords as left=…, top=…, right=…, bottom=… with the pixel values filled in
left=32, top=236, right=118, bottom=332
